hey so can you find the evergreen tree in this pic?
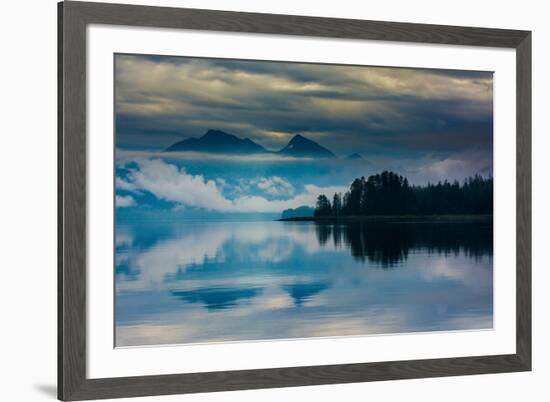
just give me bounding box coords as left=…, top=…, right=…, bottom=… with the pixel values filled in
left=314, top=171, right=493, bottom=217
left=332, top=193, right=342, bottom=217
left=346, top=177, right=364, bottom=215
left=314, top=194, right=332, bottom=217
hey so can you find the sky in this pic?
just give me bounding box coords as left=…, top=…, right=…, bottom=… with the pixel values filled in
left=114, top=53, right=493, bottom=215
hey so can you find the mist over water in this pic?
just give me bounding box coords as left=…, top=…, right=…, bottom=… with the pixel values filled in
left=115, top=219, right=493, bottom=346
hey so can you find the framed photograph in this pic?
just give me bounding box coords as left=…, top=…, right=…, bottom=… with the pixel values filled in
left=58, top=1, right=531, bottom=400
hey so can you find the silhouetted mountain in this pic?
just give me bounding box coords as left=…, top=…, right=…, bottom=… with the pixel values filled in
left=164, top=130, right=339, bottom=158
left=278, top=135, right=336, bottom=158
left=346, top=153, right=363, bottom=160
left=164, top=129, right=268, bottom=154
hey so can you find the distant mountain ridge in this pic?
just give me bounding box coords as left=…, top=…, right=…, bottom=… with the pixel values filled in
left=164, top=129, right=268, bottom=154
left=164, top=129, right=338, bottom=158
left=281, top=206, right=315, bottom=219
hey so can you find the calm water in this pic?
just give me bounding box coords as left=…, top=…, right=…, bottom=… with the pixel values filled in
left=115, top=220, right=493, bottom=347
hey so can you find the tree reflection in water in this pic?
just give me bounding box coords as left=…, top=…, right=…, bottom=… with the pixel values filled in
left=314, top=221, right=492, bottom=268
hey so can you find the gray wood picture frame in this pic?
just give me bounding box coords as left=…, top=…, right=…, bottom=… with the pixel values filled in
left=58, top=1, right=532, bottom=400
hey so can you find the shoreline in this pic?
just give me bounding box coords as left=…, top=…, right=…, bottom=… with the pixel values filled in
left=278, top=214, right=493, bottom=223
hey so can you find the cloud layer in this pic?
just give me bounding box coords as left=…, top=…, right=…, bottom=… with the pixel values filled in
left=118, top=158, right=347, bottom=213
left=115, top=54, right=493, bottom=164
left=115, top=195, right=136, bottom=208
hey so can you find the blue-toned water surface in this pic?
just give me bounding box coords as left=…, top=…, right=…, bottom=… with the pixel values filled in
left=115, top=220, right=492, bottom=347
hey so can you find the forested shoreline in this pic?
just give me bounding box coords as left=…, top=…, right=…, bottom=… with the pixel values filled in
left=314, top=171, right=493, bottom=217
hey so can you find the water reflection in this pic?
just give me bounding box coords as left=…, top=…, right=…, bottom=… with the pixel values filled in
left=283, top=282, right=330, bottom=306
left=314, top=221, right=492, bottom=267
left=115, top=220, right=493, bottom=346
left=171, top=287, right=263, bottom=311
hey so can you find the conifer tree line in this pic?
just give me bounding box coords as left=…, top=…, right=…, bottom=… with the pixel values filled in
left=314, top=171, right=493, bottom=217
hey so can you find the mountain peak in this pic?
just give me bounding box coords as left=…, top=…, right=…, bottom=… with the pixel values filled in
left=202, top=129, right=235, bottom=140
left=347, top=153, right=363, bottom=160
left=289, top=134, right=307, bottom=142
left=279, top=134, right=335, bottom=158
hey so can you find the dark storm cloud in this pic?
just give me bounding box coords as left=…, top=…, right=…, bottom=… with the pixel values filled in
left=115, top=54, right=493, bottom=162
left=132, top=53, right=492, bottom=88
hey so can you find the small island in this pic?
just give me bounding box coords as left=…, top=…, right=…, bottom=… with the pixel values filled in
left=280, top=170, right=492, bottom=222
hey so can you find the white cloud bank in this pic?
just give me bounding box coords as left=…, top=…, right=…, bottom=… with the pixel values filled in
left=115, top=195, right=136, bottom=208
left=254, top=176, right=294, bottom=197
left=118, top=158, right=346, bottom=213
